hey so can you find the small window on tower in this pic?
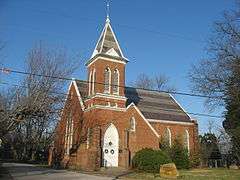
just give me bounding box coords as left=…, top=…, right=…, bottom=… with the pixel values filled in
left=104, top=67, right=111, bottom=93
left=88, top=71, right=92, bottom=96
left=113, top=69, right=119, bottom=94
left=92, top=69, right=96, bottom=95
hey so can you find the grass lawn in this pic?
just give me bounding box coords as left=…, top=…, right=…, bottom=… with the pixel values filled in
left=123, top=168, right=240, bottom=180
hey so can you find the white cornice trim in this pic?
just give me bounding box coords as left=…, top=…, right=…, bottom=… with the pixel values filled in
left=61, top=81, right=74, bottom=118
left=127, top=103, right=160, bottom=138
left=73, top=80, right=85, bottom=111
left=107, top=22, right=125, bottom=58
left=91, top=21, right=106, bottom=59
left=84, top=93, right=127, bottom=102
left=85, top=104, right=125, bottom=112
left=87, top=56, right=126, bottom=67
left=169, top=94, right=192, bottom=119
left=148, top=119, right=195, bottom=126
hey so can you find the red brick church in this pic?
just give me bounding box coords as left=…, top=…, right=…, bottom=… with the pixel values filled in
left=50, top=16, right=198, bottom=170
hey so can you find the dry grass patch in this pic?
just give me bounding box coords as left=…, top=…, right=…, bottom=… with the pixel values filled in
left=123, top=168, right=240, bottom=180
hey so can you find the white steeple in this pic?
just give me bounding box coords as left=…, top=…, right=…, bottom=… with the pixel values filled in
left=90, top=1, right=127, bottom=61
left=91, top=17, right=126, bottom=60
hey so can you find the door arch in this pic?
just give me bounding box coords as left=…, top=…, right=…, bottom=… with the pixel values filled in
left=103, top=123, right=119, bottom=167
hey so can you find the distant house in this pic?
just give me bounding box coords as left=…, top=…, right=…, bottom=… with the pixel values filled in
left=50, top=16, right=198, bottom=170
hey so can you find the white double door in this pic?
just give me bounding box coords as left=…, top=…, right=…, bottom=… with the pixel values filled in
left=103, top=124, right=119, bottom=167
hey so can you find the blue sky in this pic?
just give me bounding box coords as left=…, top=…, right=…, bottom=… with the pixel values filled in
left=0, top=0, right=236, bottom=133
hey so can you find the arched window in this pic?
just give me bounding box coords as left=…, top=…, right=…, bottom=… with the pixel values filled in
left=130, top=117, right=136, bottom=132
left=163, top=128, right=171, bottom=147
left=104, top=67, right=111, bottom=93
left=88, top=70, right=92, bottom=96
left=92, top=69, right=96, bottom=95
left=113, top=69, right=119, bottom=94
left=184, top=130, right=190, bottom=153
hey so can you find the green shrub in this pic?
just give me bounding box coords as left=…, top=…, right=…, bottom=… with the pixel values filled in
left=170, top=138, right=190, bottom=169
left=190, top=152, right=201, bottom=168
left=132, top=148, right=172, bottom=173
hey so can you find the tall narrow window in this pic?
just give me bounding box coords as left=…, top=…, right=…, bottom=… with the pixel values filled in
left=184, top=130, right=190, bottom=153
left=130, top=117, right=136, bottom=132
left=104, top=67, right=111, bottom=93
left=64, top=111, right=73, bottom=155
left=92, top=69, right=96, bottom=95
left=86, top=128, right=92, bottom=149
left=163, top=128, right=171, bottom=147
left=88, top=71, right=92, bottom=96
left=113, top=69, right=119, bottom=94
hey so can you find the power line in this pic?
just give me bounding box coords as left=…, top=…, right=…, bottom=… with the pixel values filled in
left=0, top=81, right=223, bottom=119
left=0, top=67, right=224, bottom=99
left=2, top=3, right=205, bottom=44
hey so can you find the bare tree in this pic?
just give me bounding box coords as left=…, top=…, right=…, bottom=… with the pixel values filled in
left=155, top=74, right=169, bottom=90
left=134, top=73, right=155, bottom=89
left=189, top=7, right=240, bottom=108
left=189, top=3, right=240, bottom=164
left=1, top=42, right=79, bottom=161
left=133, top=73, right=176, bottom=92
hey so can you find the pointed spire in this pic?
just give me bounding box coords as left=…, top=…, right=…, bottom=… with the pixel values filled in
left=86, top=0, right=128, bottom=66
left=90, top=16, right=126, bottom=60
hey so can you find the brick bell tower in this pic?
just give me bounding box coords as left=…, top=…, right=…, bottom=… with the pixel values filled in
left=85, top=16, right=128, bottom=109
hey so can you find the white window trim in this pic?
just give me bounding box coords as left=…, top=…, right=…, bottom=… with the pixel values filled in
left=130, top=117, right=136, bottom=132
left=185, top=129, right=190, bottom=153
left=92, top=69, right=96, bottom=95
left=88, top=71, right=92, bottom=96
left=167, top=128, right=172, bottom=147
left=104, top=67, right=111, bottom=94
left=113, top=69, right=120, bottom=95
left=65, top=112, right=73, bottom=155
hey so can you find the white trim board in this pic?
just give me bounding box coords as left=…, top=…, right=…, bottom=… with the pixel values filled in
left=84, top=93, right=127, bottom=102
left=87, top=56, right=126, bottom=67
left=85, top=104, right=126, bottom=112
left=169, top=94, right=192, bottom=120
left=148, top=119, right=195, bottom=126
left=73, top=80, right=85, bottom=111
left=127, top=103, right=160, bottom=138
left=107, top=21, right=125, bottom=58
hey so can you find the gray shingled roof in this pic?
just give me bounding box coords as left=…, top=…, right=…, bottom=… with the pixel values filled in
left=125, top=87, right=191, bottom=122
left=74, top=80, right=191, bottom=122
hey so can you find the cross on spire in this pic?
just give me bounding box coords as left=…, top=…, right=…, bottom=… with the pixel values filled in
left=86, top=0, right=128, bottom=64
left=106, top=0, right=110, bottom=22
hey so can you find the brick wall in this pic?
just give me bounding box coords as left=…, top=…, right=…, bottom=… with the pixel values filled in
left=87, top=58, right=126, bottom=96
left=51, top=74, right=199, bottom=170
